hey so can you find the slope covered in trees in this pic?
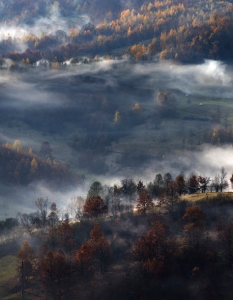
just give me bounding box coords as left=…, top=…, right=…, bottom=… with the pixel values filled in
left=3, top=177, right=233, bottom=299
left=0, top=140, right=84, bottom=189
left=1, top=0, right=233, bottom=63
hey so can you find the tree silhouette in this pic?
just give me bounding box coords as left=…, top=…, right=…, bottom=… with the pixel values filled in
left=198, top=176, right=210, bottom=193
left=109, top=184, right=122, bottom=217
left=176, top=174, right=186, bottom=195
left=165, top=180, right=179, bottom=212
left=35, top=197, right=49, bottom=229
left=136, top=180, right=145, bottom=195
left=135, top=189, right=154, bottom=215
left=87, top=181, right=104, bottom=199
left=40, top=140, right=53, bottom=158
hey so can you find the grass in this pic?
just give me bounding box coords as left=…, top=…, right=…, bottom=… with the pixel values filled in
left=0, top=255, right=18, bottom=284
left=181, top=192, right=233, bottom=202
left=0, top=255, right=19, bottom=299
left=0, top=255, right=38, bottom=300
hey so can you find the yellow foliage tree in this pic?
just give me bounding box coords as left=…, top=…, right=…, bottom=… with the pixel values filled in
left=31, top=158, right=38, bottom=173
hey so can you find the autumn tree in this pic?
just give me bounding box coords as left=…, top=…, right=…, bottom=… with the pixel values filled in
left=135, top=189, right=154, bottom=215
left=39, top=250, right=68, bottom=300
left=198, top=176, right=210, bottom=193
left=114, top=110, right=121, bottom=123
left=89, top=223, right=110, bottom=274
left=30, top=158, right=38, bottom=174
left=183, top=206, right=205, bottom=251
left=12, top=140, right=23, bottom=152
left=230, top=173, right=233, bottom=189
left=17, top=241, right=35, bottom=287
left=83, top=196, right=108, bottom=218
left=76, top=223, right=110, bottom=277
left=132, top=220, right=172, bottom=277
left=46, top=227, right=59, bottom=251
left=176, top=174, right=186, bottom=195
left=75, top=241, right=94, bottom=282
left=187, top=174, right=199, bottom=194
left=45, top=221, right=74, bottom=284
left=57, top=221, right=75, bottom=261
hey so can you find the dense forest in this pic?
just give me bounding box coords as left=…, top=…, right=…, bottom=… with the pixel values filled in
left=1, top=0, right=233, bottom=63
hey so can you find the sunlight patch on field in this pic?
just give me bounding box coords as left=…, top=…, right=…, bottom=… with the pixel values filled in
left=181, top=192, right=233, bottom=202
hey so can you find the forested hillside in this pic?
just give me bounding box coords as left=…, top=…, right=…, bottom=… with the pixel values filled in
left=2, top=176, right=233, bottom=299
left=1, top=0, right=233, bottom=63
left=1, top=0, right=233, bottom=298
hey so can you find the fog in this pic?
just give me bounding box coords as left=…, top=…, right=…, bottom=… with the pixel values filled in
left=0, top=3, right=89, bottom=53
left=0, top=4, right=89, bottom=39
left=0, top=58, right=233, bottom=219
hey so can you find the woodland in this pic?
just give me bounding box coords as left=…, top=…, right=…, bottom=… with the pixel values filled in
left=3, top=176, right=233, bottom=300
left=1, top=0, right=233, bottom=63
left=1, top=0, right=233, bottom=299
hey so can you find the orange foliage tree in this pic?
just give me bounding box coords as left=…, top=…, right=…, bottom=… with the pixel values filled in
left=83, top=196, right=108, bottom=218
left=89, top=223, right=110, bottom=274
left=75, top=241, right=94, bottom=282
left=76, top=223, right=110, bottom=277
left=132, top=220, right=172, bottom=277
left=17, top=240, right=35, bottom=286
left=39, top=250, right=68, bottom=300
left=183, top=206, right=205, bottom=251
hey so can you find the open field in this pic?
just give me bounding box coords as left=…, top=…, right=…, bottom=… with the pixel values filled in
left=181, top=192, right=233, bottom=202
left=0, top=255, right=19, bottom=300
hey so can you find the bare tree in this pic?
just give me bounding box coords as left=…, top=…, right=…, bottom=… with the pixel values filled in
left=220, top=167, right=228, bottom=192
left=35, top=197, right=50, bottom=228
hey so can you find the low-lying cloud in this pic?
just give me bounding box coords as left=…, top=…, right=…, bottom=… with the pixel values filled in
left=0, top=58, right=233, bottom=218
